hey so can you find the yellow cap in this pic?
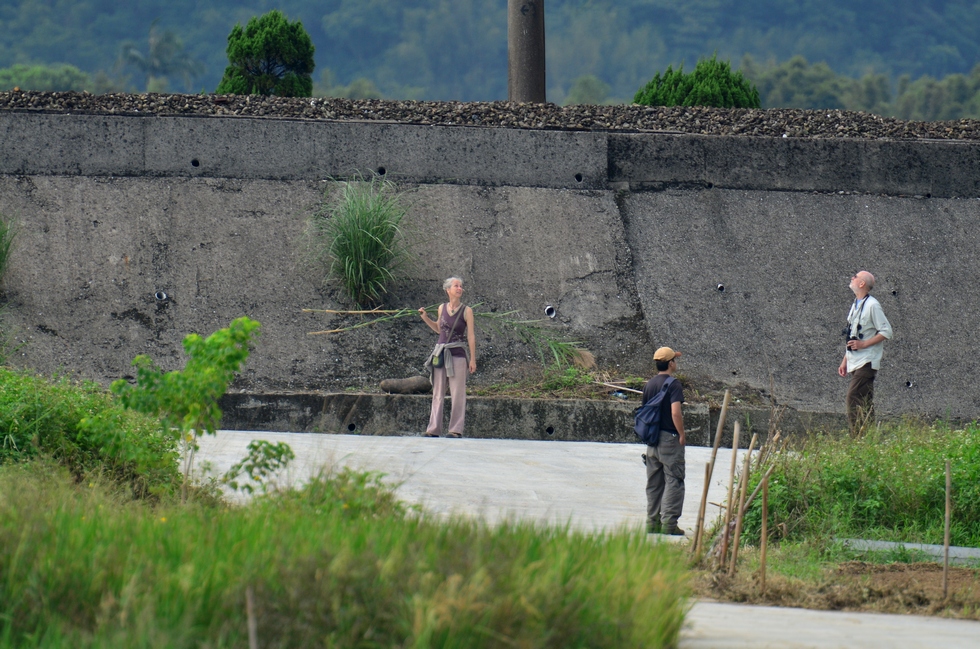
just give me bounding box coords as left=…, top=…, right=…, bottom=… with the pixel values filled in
left=653, top=347, right=682, bottom=362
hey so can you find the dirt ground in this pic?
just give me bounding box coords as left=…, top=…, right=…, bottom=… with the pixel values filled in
left=693, top=562, right=980, bottom=619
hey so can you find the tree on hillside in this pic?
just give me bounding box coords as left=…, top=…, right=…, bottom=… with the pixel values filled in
left=216, top=10, right=314, bottom=97
left=118, top=21, right=202, bottom=93
left=564, top=75, right=611, bottom=105
left=741, top=55, right=891, bottom=114
left=0, top=64, right=89, bottom=92
left=634, top=55, right=760, bottom=108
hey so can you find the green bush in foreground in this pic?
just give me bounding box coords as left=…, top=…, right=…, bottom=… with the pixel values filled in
left=634, top=55, right=761, bottom=108
left=743, top=420, right=980, bottom=547
left=110, top=316, right=261, bottom=500
left=0, top=463, right=690, bottom=648
left=0, top=367, right=179, bottom=497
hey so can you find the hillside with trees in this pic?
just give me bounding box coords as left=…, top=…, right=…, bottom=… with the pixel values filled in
left=1, top=0, right=980, bottom=119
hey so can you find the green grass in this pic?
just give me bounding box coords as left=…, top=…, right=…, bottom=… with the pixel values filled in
left=0, top=462, right=690, bottom=648
left=743, top=419, right=980, bottom=547
left=308, top=176, right=410, bottom=307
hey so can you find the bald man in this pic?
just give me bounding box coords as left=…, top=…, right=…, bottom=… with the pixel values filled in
left=838, top=271, right=893, bottom=434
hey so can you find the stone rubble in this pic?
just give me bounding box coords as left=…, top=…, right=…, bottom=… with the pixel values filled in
left=2, top=90, right=980, bottom=141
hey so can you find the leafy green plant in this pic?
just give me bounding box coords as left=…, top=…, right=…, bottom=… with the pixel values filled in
left=634, top=54, right=761, bottom=108
left=307, top=176, right=411, bottom=307
left=216, top=9, right=315, bottom=97
left=223, top=439, right=295, bottom=494
left=111, top=316, right=261, bottom=501
left=0, top=367, right=179, bottom=497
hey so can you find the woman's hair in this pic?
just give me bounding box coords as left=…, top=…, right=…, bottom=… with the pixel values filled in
left=443, top=276, right=464, bottom=291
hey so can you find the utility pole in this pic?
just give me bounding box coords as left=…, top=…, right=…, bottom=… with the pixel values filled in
left=507, top=0, right=546, bottom=103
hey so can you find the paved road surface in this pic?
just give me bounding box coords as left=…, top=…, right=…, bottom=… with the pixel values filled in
left=198, top=431, right=980, bottom=649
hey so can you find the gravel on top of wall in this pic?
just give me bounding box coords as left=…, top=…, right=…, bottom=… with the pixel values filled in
left=2, top=90, right=980, bottom=141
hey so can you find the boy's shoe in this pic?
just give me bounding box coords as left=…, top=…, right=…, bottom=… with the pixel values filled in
left=647, top=521, right=662, bottom=534
left=663, top=525, right=686, bottom=536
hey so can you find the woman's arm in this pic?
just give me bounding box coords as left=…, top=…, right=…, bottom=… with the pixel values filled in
left=418, top=304, right=442, bottom=334
left=465, top=306, right=477, bottom=374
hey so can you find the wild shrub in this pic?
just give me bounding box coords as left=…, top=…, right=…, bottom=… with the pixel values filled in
left=742, top=420, right=980, bottom=547
left=634, top=55, right=761, bottom=108
left=110, top=316, right=261, bottom=500
left=308, top=176, right=411, bottom=307
left=0, top=367, right=179, bottom=497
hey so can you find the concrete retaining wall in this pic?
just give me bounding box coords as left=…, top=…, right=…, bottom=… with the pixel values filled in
left=218, top=392, right=847, bottom=446
left=2, top=110, right=979, bottom=423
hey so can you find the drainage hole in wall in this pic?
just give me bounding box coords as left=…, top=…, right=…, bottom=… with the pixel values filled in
left=347, top=423, right=357, bottom=432
left=717, top=284, right=725, bottom=292
left=191, top=159, right=200, bottom=168
left=154, top=291, right=168, bottom=301
left=732, top=370, right=738, bottom=376
left=544, top=305, right=556, bottom=318
left=376, top=166, right=386, bottom=176
left=545, top=426, right=555, bottom=436
left=892, top=290, right=898, bottom=296
left=906, top=380, right=915, bottom=388
left=574, top=173, right=583, bottom=183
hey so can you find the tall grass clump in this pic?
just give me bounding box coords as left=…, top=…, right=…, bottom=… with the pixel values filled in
left=0, top=465, right=690, bottom=648
left=0, top=212, right=15, bottom=285
left=308, top=175, right=411, bottom=307
left=0, top=366, right=179, bottom=498
left=743, top=420, right=980, bottom=547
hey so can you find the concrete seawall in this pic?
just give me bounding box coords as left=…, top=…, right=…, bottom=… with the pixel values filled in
left=1, top=110, right=979, bottom=423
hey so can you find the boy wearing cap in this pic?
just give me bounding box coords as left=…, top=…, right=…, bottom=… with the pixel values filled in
left=642, top=346, right=687, bottom=535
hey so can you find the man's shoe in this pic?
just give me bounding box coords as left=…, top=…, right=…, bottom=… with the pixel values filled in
left=647, top=521, right=662, bottom=534
left=663, top=525, right=686, bottom=536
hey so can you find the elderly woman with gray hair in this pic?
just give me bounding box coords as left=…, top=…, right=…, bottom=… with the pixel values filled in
left=418, top=276, right=477, bottom=438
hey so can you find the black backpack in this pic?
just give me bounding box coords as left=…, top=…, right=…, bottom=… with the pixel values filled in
left=634, top=376, right=675, bottom=446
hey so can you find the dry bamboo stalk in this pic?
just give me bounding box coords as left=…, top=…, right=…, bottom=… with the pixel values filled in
left=743, top=464, right=777, bottom=512
left=943, top=458, right=951, bottom=599
left=760, top=475, right=769, bottom=595
left=717, top=420, right=741, bottom=570
left=694, top=389, right=731, bottom=554
left=301, top=307, right=401, bottom=314
left=728, top=433, right=758, bottom=576
left=691, top=461, right=712, bottom=557
left=596, top=381, right=643, bottom=394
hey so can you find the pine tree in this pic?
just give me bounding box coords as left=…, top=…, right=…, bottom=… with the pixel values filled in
left=634, top=55, right=760, bottom=109
left=216, top=10, right=315, bottom=97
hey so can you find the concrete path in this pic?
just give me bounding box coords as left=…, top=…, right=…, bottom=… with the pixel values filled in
left=198, top=431, right=980, bottom=649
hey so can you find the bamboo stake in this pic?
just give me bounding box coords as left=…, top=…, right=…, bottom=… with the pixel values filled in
left=694, top=389, right=731, bottom=555
left=760, top=475, right=769, bottom=595
left=943, top=458, right=951, bottom=599
left=691, top=461, right=712, bottom=558
left=743, top=464, right=777, bottom=512
left=728, top=433, right=758, bottom=576
left=717, top=420, right=741, bottom=570
left=246, top=585, right=258, bottom=649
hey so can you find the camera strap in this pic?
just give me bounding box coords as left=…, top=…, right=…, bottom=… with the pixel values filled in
left=848, top=296, right=870, bottom=337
